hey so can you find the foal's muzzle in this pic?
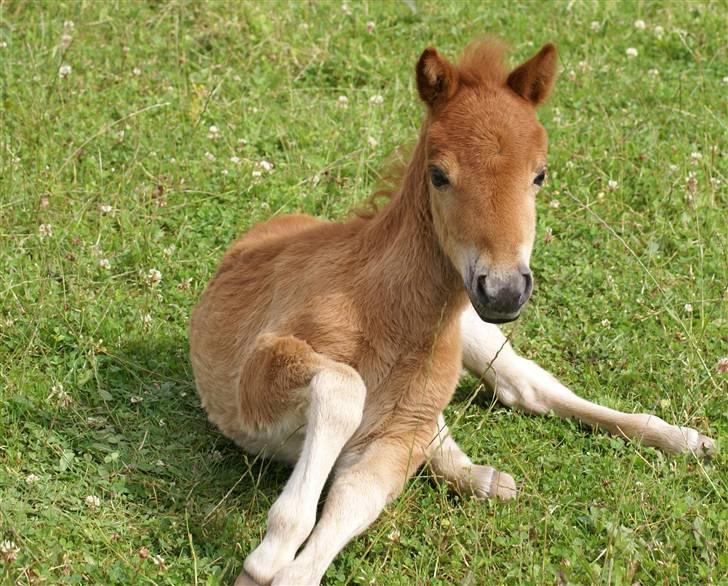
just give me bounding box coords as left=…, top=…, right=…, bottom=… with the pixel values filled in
left=468, top=267, right=533, bottom=323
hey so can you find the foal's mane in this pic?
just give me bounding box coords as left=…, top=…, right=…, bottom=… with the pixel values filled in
left=354, top=37, right=510, bottom=220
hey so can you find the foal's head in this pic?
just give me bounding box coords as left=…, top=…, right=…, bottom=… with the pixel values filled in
left=416, top=40, right=557, bottom=323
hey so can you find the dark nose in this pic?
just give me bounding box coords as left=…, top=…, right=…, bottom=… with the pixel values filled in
left=475, top=268, right=533, bottom=318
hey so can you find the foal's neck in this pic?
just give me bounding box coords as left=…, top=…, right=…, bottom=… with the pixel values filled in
left=357, top=123, right=467, bottom=331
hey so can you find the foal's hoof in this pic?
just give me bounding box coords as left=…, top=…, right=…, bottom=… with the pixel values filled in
left=680, top=427, right=716, bottom=458
left=234, top=570, right=262, bottom=586
left=693, top=432, right=716, bottom=458
left=471, top=466, right=518, bottom=501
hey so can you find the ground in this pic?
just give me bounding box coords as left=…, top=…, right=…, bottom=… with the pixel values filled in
left=0, top=1, right=726, bottom=584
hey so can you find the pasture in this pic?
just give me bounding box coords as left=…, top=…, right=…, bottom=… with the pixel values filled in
left=1, top=1, right=726, bottom=584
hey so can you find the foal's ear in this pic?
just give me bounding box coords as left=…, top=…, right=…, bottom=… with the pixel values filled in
left=416, top=47, right=458, bottom=110
left=506, top=43, right=557, bottom=106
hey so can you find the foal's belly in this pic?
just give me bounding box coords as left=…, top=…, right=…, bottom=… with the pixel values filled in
left=232, top=397, right=308, bottom=465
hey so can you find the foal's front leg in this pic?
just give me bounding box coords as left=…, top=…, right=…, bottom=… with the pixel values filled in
left=271, top=438, right=425, bottom=585
left=459, top=305, right=715, bottom=455
left=239, top=335, right=366, bottom=585
left=428, top=414, right=517, bottom=500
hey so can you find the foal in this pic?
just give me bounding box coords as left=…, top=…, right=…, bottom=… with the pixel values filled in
left=190, top=40, right=714, bottom=585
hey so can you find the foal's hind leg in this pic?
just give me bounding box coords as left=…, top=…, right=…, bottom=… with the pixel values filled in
left=240, top=335, right=366, bottom=585
left=460, top=305, right=715, bottom=455
left=428, top=413, right=517, bottom=500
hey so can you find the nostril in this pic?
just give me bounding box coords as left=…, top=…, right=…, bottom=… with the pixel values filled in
left=476, top=274, right=489, bottom=304
left=520, top=271, right=533, bottom=304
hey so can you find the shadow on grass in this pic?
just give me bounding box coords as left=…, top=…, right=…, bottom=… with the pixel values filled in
left=85, top=333, right=293, bottom=564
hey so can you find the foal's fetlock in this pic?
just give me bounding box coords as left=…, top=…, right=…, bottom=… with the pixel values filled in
left=469, top=465, right=518, bottom=500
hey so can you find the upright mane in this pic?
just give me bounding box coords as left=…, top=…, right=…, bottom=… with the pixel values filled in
left=457, top=37, right=510, bottom=86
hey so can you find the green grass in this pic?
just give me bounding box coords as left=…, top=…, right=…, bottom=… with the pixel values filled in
left=1, top=1, right=726, bottom=584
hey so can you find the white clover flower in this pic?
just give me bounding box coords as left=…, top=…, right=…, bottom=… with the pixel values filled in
left=634, top=20, right=646, bottom=30
left=654, top=25, right=664, bottom=38
left=590, top=21, right=601, bottom=32
left=177, top=278, right=192, bottom=291
left=366, top=20, right=376, bottom=34
left=717, top=357, right=728, bottom=374
left=626, top=48, right=638, bottom=58
left=387, top=529, right=401, bottom=543
left=163, top=244, right=176, bottom=257
left=669, top=164, right=678, bottom=172
left=99, top=204, right=113, bottom=214
left=710, top=177, right=722, bottom=189
left=148, top=268, right=162, bottom=285
left=0, top=41, right=8, bottom=49
left=204, top=151, right=215, bottom=162
left=684, top=303, right=693, bottom=313
left=648, top=68, right=659, bottom=77
left=155, top=459, right=166, bottom=468
left=258, top=160, right=274, bottom=172
left=341, top=3, right=351, bottom=16
left=690, top=151, right=702, bottom=164
left=601, top=319, right=611, bottom=328
left=99, top=258, right=111, bottom=270
left=25, top=473, right=40, bottom=485
left=221, top=168, right=229, bottom=176
left=607, top=179, right=619, bottom=191
left=132, top=66, right=141, bottom=76
left=85, top=495, right=101, bottom=509
left=336, top=95, right=349, bottom=108
left=230, top=156, right=241, bottom=164
left=63, top=20, right=75, bottom=31
left=1, top=540, right=19, bottom=564
left=723, top=76, right=728, bottom=84
left=367, top=136, right=378, bottom=148
left=369, top=94, right=384, bottom=105
left=142, top=313, right=152, bottom=325
left=686, top=171, right=697, bottom=195
left=49, top=383, right=73, bottom=407
left=208, top=125, right=220, bottom=140
left=251, top=170, right=262, bottom=178
left=169, top=157, right=176, bottom=164
left=60, top=33, right=73, bottom=50
left=39, top=223, right=53, bottom=238
left=58, top=64, right=72, bottom=78
left=238, top=138, right=248, bottom=145
left=549, top=200, right=560, bottom=209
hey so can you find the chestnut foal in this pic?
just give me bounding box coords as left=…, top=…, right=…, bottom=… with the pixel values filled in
left=190, top=41, right=714, bottom=585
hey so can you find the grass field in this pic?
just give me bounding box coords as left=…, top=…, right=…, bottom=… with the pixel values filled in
left=1, top=1, right=726, bottom=584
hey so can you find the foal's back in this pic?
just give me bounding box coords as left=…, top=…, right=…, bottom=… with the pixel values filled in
left=189, top=213, right=366, bottom=434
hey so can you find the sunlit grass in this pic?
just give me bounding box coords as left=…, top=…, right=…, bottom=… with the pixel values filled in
left=0, top=1, right=725, bottom=584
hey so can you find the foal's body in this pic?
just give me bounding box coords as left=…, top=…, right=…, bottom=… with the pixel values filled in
left=190, top=41, right=714, bottom=585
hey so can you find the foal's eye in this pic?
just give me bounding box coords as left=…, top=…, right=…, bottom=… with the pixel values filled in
left=534, top=169, right=546, bottom=187
left=429, top=167, right=450, bottom=190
